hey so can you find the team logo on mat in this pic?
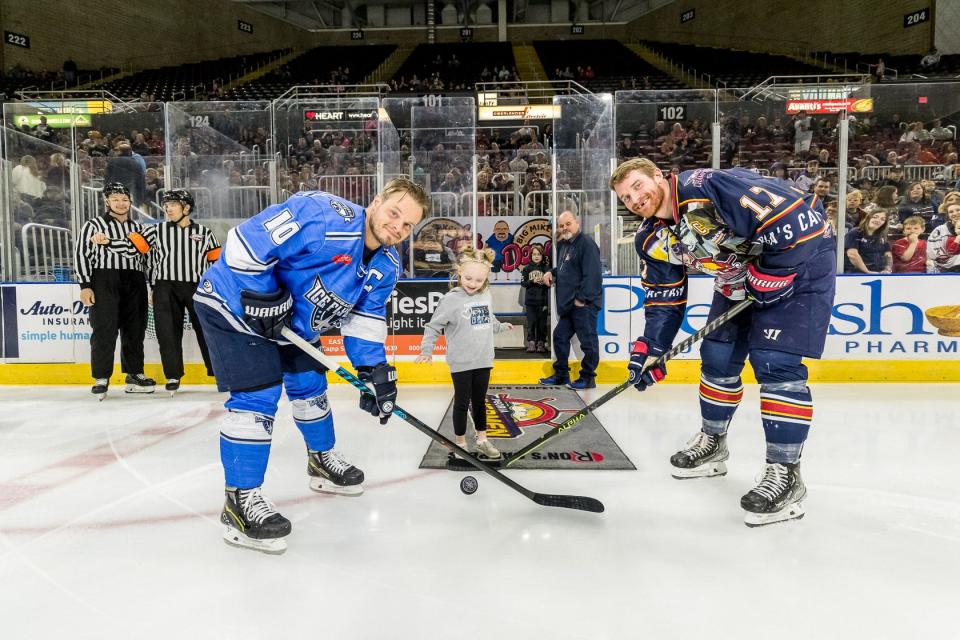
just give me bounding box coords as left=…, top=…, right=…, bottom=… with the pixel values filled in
left=484, top=393, right=578, bottom=439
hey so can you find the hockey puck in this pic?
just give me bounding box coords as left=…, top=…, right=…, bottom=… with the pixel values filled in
left=460, top=475, right=478, bottom=495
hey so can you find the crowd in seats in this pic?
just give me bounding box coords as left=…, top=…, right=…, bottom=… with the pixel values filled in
left=616, top=107, right=960, bottom=269
left=640, top=41, right=823, bottom=87
left=535, top=40, right=686, bottom=92
left=389, top=43, right=518, bottom=93
left=98, top=49, right=292, bottom=102
left=230, top=45, right=395, bottom=100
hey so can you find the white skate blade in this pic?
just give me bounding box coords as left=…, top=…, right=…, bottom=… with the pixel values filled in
left=744, top=501, right=805, bottom=527
left=125, top=384, right=155, bottom=394
left=95, top=393, right=106, bottom=402
left=222, top=526, right=287, bottom=554
left=671, top=460, right=727, bottom=479
left=309, top=477, right=363, bottom=496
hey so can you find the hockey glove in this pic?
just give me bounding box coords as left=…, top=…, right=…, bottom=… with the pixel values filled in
left=744, top=263, right=797, bottom=308
left=357, top=363, right=398, bottom=425
left=240, top=288, right=293, bottom=340
left=627, top=338, right=667, bottom=393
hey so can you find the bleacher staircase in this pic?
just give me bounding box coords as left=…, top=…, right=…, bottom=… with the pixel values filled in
left=626, top=42, right=710, bottom=90
left=224, top=49, right=305, bottom=93
left=512, top=44, right=550, bottom=84
left=364, top=45, right=415, bottom=85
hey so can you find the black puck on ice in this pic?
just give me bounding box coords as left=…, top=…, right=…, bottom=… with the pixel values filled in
left=460, top=475, right=478, bottom=495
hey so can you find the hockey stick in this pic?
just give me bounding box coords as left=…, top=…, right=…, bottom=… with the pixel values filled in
left=279, top=327, right=604, bottom=514
left=478, top=298, right=755, bottom=469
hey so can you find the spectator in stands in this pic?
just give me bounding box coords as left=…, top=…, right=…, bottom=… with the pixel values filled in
left=916, top=142, right=940, bottom=164
left=794, top=110, right=813, bottom=155
left=873, top=58, right=885, bottom=83
left=844, top=209, right=891, bottom=274
left=872, top=185, right=902, bottom=232
left=929, top=119, right=953, bottom=141
left=927, top=201, right=960, bottom=272
left=922, top=179, right=943, bottom=210
left=844, top=189, right=867, bottom=229
left=769, top=162, right=789, bottom=184
left=814, top=177, right=832, bottom=199
left=620, top=136, right=639, bottom=159
left=880, top=166, right=906, bottom=193
left=794, top=159, right=820, bottom=193
left=63, top=58, right=77, bottom=86
left=32, top=115, right=57, bottom=144
left=897, top=181, right=939, bottom=232
left=891, top=216, right=929, bottom=273
left=45, top=153, right=70, bottom=191
left=440, top=171, right=463, bottom=194
left=11, top=155, right=46, bottom=203
left=105, top=143, right=146, bottom=209
left=900, top=122, right=925, bottom=144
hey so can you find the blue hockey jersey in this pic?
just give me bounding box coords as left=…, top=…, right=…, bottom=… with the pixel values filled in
left=634, top=168, right=829, bottom=352
left=195, top=191, right=400, bottom=367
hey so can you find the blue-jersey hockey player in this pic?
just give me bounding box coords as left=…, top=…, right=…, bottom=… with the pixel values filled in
left=610, top=158, right=836, bottom=527
left=194, top=178, right=428, bottom=553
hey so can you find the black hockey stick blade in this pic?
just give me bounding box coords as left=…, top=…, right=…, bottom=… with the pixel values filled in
left=280, top=328, right=605, bottom=514
left=533, top=493, right=605, bottom=513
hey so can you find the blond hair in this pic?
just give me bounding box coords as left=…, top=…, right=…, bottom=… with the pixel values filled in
left=379, top=176, right=431, bottom=216
left=452, top=246, right=495, bottom=293
left=609, top=157, right=659, bottom=190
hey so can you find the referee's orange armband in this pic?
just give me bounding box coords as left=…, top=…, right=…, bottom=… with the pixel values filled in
left=206, top=247, right=222, bottom=262
left=128, top=232, right=150, bottom=254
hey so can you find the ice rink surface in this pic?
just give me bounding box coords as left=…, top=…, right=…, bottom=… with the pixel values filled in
left=2, top=382, right=958, bottom=640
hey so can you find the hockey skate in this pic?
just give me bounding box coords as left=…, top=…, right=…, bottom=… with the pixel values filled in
left=307, top=449, right=364, bottom=495
left=91, top=378, right=109, bottom=401
left=669, top=431, right=729, bottom=479
left=741, top=461, right=806, bottom=527
left=124, top=373, right=156, bottom=394
left=221, top=486, right=291, bottom=554
left=165, top=379, right=180, bottom=396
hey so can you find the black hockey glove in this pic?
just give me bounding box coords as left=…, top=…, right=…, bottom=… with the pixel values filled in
left=357, top=363, right=398, bottom=425
left=627, top=338, right=667, bottom=392
left=240, top=288, right=293, bottom=340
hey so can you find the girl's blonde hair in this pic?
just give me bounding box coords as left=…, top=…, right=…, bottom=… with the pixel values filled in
left=452, top=246, right=495, bottom=292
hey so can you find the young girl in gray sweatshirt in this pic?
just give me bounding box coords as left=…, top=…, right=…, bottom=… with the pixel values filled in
left=416, top=246, right=513, bottom=459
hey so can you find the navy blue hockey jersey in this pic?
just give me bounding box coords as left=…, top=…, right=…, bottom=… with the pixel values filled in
left=634, top=168, right=829, bottom=352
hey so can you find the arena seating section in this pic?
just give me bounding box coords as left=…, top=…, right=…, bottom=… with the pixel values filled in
left=97, top=49, right=293, bottom=101
left=228, top=45, right=396, bottom=100
left=389, top=42, right=518, bottom=92
left=535, top=39, right=686, bottom=92
left=640, top=42, right=825, bottom=87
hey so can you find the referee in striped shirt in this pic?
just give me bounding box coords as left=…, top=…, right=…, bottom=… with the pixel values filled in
left=127, top=189, right=221, bottom=393
left=75, top=182, right=155, bottom=398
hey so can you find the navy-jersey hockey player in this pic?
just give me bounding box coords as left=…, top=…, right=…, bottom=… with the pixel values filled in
left=194, top=178, right=428, bottom=553
left=611, top=158, right=836, bottom=527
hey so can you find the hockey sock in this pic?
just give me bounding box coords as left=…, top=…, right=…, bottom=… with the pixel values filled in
left=759, top=381, right=812, bottom=464
left=291, top=393, right=335, bottom=452
left=698, top=374, right=743, bottom=436
left=220, top=411, right=274, bottom=488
